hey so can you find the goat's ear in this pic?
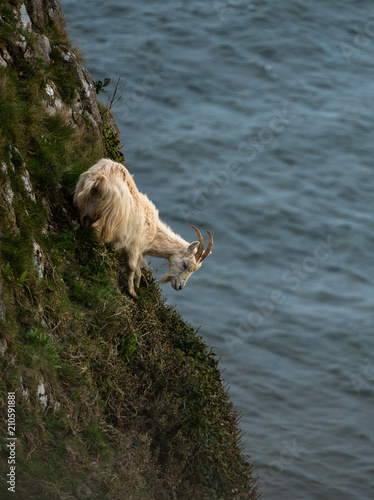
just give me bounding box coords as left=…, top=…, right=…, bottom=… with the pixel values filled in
left=187, top=241, right=199, bottom=254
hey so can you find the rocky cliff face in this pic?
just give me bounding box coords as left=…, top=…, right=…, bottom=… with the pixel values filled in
left=0, top=2, right=258, bottom=499
left=1, top=0, right=102, bottom=126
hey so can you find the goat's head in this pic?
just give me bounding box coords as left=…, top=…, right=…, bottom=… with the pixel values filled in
left=160, top=226, right=213, bottom=291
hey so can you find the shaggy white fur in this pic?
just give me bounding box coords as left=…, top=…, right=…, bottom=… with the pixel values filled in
left=74, top=159, right=213, bottom=296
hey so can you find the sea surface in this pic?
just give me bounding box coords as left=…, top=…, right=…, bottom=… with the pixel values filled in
left=60, top=1, right=374, bottom=498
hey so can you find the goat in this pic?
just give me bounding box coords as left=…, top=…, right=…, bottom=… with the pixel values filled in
left=74, top=158, right=213, bottom=296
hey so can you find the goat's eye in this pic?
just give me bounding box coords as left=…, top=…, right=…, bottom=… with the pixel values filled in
left=182, top=262, right=189, bottom=271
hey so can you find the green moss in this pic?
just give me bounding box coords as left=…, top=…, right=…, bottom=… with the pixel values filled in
left=102, top=121, right=125, bottom=163
left=48, top=46, right=79, bottom=103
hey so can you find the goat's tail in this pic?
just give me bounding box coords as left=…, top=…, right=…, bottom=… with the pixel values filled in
left=74, top=162, right=133, bottom=244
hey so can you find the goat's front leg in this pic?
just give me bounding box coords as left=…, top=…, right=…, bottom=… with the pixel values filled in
left=127, top=253, right=142, bottom=297
left=135, top=267, right=142, bottom=289
left=127, top=268, right=137, bottom=297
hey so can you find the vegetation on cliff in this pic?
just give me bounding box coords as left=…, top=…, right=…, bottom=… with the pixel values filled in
left=0, top=1, right=258, bottom=498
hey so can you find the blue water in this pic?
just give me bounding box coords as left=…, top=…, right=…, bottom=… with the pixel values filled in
left=60, top=1, right=374, bottom=498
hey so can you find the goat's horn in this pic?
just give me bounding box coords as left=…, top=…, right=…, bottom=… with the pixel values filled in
left=200, top=231, right=213, bottom=262
left=190, top=225, right=204, bottom=261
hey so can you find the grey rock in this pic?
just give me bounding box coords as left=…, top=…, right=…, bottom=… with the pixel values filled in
left=0, top=46, right=11, bottom=65
left=43, top=79, right=64, bottom=116
left=20, top=168, right=36, bottom=202
left=14, top=35, right=27, bottom=54
left=32, top=239, right=45, bottom=279
left=65, top=50, right=102, bottom=128
left=47, top=0, right=67, bottom=33
left=1, top=163, right=19, bottom=234
left=19, top=4, right=32, bottom=31
left=37, top=380, right=48, bottom=411
left=34, top=34, right=51, bottom=63
left=28, top=0, right=45, bottom=30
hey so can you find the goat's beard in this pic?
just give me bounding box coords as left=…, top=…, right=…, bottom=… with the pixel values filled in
left=159, top=274, right=171, bottom=284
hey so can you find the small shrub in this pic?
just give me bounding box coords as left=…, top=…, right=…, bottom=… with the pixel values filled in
left=94, top=77, right=111, bottom=94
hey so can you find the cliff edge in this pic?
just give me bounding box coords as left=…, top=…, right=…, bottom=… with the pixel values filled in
left=0, top=1, right=258, bottom=498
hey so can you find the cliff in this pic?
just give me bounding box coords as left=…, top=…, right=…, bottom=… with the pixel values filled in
left=0, top=1, right=258, bottom=498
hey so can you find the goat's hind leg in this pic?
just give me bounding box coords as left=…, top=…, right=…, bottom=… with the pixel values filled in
left=134, top=256, right=146, bottom=289
left=118, top=250, right=142, bottom=297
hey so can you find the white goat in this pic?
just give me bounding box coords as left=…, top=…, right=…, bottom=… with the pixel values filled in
left=74, top=159, right=213, bottom=296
